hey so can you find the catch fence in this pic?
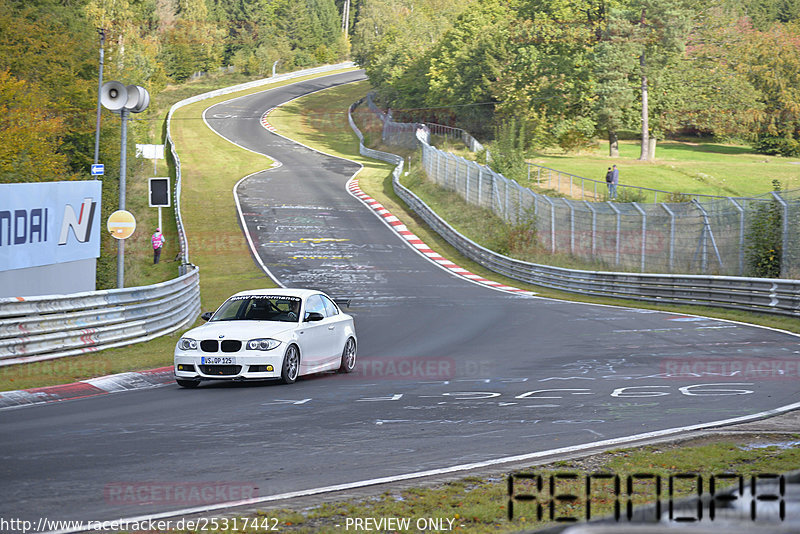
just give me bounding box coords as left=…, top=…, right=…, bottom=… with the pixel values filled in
left=360, top=97, right=800, bottom=279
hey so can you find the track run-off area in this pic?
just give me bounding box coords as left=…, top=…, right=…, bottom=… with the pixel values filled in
left=1, top=70, right=799, bottom=530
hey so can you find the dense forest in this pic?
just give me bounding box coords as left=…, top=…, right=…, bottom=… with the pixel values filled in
left=351, top=0, right=800, bottom=159
left=0, top=0, right=349, bottom=184
left=2, top=0, right=800, bottom=186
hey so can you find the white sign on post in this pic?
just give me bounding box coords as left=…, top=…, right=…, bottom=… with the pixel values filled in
left=135, top=144, right=165, bottom=159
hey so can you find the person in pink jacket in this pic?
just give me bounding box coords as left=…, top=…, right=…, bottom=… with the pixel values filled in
left=151, top=228, right=165, bottom=264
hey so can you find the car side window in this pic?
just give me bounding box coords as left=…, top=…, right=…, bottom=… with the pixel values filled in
left=321, top=295, right=339, bottom=317
left=305, top=295, right=327, bottom=319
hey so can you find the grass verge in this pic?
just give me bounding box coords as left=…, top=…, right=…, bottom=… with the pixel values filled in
left=194, top=435, right=800, bottom=533
left=527, top=139, right=800, bottom=199
left=0, top=67, right=357, bottom=392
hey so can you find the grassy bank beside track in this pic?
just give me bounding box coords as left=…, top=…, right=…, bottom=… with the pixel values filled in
left=0, top=68, right=356, bottom=392
left=529, top=139, right=800, bottom=198
left=201, top=436, right=800, bottom=533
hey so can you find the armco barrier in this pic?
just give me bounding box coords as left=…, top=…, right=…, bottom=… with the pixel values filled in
left=0, top=64, right=357, bottom=368
left=349, top=101, right=800, bottom=318
left=0, top=267, right=200, bottom=366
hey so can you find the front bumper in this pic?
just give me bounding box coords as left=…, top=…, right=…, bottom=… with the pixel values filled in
left=174, top=349, right=284, bottom=381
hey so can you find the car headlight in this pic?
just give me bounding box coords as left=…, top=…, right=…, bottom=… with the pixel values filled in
left=247, top=338, right=281, bottom=351
left=177, top=337, right=198, bottom=351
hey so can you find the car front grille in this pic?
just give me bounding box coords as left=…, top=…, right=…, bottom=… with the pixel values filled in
left=221, top=340, right=241, bottom=352
left=200, top=340, right=218, bottom=352
left=200, top=365, right=242, bottom=376
left=199, top=340, right=242, bottom=353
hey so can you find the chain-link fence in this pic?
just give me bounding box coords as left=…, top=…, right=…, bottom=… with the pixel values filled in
left=358, top=98, right=800, bottom=278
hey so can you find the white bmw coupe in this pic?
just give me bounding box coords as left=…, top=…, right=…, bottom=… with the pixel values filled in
left=174, top=288, right=356, bottom=387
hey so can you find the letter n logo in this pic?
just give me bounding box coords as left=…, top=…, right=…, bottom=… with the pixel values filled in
left=58, top=198, right=96, bottom=245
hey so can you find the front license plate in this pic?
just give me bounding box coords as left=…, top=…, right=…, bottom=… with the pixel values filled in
left=201, top=356, right=235, bottom=365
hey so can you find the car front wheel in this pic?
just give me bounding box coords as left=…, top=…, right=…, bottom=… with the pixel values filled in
left=281, top=344, right=300, bottom=384
left=338, top=337, right=357, bottom=373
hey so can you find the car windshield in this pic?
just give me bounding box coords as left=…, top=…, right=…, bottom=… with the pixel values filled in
left=210, top=295, right=301, bottom=323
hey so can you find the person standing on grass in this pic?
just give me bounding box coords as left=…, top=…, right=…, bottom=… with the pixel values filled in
left=609, top=164, right=619, bottom=200
left=151, top=227, right=165, bottom=264
left=605, top=167, right=613, bottom=198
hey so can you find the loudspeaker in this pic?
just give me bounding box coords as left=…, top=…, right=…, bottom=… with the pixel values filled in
left=100, top=81, right=128, bottom=111
left=125, top=85, right=150, bottom=113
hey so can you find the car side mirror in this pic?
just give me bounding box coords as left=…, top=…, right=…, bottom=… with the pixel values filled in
left=305, top=312, right=324, bottom=322
left=200, top=311, right=213, bottom=322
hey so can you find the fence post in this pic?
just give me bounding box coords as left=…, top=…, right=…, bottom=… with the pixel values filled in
left=691, top=199, right=724, bottom=274
left=772, top=191, right=790, bottom=278
left=608, top=202, right=621, bottom=266
left=661, top=203, right=676, bottom=272
left=478, top=165, right=483, bottom=207
left=437, top=149, right=442, bottom=185
left=728, top=198, right=745, bottom=276
left=543, top=196, right=556, bottom=253
left=632, top=202, right=647, bottom=272
left=444, top=151, right=450, bottom=189
left=505, top=177, right=510, bottom=222
left=465, top=161, right=471, bottom=204
left=566, top=199, right=575, bottom=254
left=585, top=201, right=597, bottom=257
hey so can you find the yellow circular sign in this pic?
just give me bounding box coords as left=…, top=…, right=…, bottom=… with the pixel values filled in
left=107, top=210, right=136, bottom=240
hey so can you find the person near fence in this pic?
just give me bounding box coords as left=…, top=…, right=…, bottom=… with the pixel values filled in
left=151, top=227, right=165, bottom=264
left=605, top=167, right=613, bottom=197
left=609, top=164, right=619, bottom=200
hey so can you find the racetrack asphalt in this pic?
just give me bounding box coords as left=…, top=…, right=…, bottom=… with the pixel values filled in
left=1, top=71, right=798, bottom=531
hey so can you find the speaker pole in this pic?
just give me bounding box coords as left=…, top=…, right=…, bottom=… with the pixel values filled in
left=117, top=108, right=128, bottom=289
left=93, top=29, right=106, bottom=167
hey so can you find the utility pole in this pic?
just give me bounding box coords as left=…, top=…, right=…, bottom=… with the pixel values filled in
left=93, top=28, right=106, bottom=165
left=342, top=0, right=351, bottom=38
left=638, top=8, right=650, bottom=161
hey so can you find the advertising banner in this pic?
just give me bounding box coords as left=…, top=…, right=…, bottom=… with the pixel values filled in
left=0, top=181, right=102, bottom=272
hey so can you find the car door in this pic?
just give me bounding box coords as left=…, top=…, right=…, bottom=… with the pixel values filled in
left=298, top=294, right=332, bottom=368
left=320, top=294, right=348, bottom=360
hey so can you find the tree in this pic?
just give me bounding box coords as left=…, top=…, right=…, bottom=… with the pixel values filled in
left=424, top=0, right=513, bottom=134
left=494, top=0, right=608, bottom=149
left=351, top=0, right=475, bottom=109
left=593, top=16, right=638, bottom=156
left=0, top=71, right=73, bottom=183
left=610, top=0, right=695, bottom=160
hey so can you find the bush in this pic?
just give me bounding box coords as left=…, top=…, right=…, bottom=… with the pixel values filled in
left=745, top=180, right=783, bottom=278
left=488, top=119, right=527, bottom=181
left=614, top=187, right=648, bottom=203
left=754, top=135, right=800, bottom=157
left=552, top=117, right=596, bottom=153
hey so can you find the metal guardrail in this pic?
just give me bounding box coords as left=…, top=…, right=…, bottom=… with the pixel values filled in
left=0, top=267, right=200, bottom=366
left=0, top=64, right=358, bottom=368
left=349, top=100, right=800, bottom=318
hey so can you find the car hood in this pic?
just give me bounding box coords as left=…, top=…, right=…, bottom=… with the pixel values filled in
left=182, top=320, right=297, bottom=341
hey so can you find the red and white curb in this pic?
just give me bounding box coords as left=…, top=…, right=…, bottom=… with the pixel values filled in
left=0, top=367, right=175, bottom=410
left=347, top=179, right=535, bottom=296
left=260, top=104, right=532, bottom=296
left=261, top=107, right=278, bottom=132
